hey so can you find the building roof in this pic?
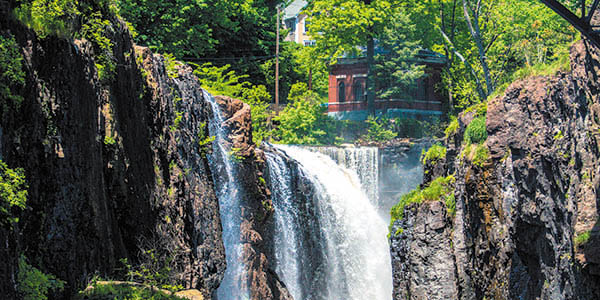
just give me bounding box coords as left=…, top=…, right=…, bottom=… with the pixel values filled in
left=284, top=0, right=308, bottom=20
left=334, top=49, right=447, bottom=66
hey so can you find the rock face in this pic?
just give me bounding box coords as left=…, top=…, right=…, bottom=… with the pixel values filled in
left=390, top=40, right=600, bottom=299
left=212, top=96, right=292, bottom=300
left=0, top=16, right=226, bottom=299
left=390, top=201, right=457, bottom=300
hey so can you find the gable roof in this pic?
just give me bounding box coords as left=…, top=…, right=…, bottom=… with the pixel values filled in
left=284, top=0, right=308, bottom=20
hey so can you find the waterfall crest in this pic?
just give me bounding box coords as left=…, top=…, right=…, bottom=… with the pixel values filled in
left=304, top=146, right=379, bottom=206
left=265, top=144, right=392, bottom=300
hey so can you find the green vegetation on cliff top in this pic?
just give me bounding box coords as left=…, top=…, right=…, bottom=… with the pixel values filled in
left=390, top=175, right=456, bottom=234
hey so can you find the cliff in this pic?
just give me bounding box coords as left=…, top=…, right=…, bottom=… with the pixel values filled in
left=390, top=39, right=600, bottom=299
left=0, top=11, right=289, bottom=300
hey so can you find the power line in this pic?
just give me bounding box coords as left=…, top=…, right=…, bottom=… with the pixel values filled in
left=182, top=55, right=276, bottom=62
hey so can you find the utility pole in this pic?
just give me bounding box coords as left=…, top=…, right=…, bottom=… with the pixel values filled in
left=275, top=5, right=280, bottom=113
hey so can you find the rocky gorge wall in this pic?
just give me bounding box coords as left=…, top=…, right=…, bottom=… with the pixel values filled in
left=0, top=13, right=288, bottom=300
left=390, top=40, right=600, bottom=299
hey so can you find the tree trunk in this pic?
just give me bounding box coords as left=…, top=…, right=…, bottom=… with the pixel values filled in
left=367, top=35, right=375, bottom=116
left=462, top=0, right=493, bottom=97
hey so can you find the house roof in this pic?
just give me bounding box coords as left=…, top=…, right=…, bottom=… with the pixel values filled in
left=284, top=0, right=308, bottom=20
left=334, top=49, right=447, bottom=66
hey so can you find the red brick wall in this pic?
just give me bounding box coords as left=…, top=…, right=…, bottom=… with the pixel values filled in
left=328, top=62, right=445, bottom=113
left=328, top=63, right=368, bottom=103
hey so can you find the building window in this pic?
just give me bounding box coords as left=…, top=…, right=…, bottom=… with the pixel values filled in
left=353, top=81, right=364, bottom=102
left=303, top=40, right=316, bottom=46
left=304, top=20, right=310, bottom=33
left=338, top=81, right=346, bottom=102
left=285, top=18, right=296, bottom=33
left=416, top=78, right=428, bottom=100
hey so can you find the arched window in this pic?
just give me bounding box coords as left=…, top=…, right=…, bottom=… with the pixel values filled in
left=353, top=81, right=364, bottom=102
left=338, top=81, right=346, bottom=102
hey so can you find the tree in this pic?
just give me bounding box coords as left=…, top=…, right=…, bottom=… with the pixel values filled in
left=306, top=0, right=400, bottom=115
left=403, top=0, right=577, bottom=108
left=273, top=82, right=338, bottom=145
left=117, top=0, right=284, bottom=90
left=374, top=9, right=424, bottom=99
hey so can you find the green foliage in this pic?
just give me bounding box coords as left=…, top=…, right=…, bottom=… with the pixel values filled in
left=116, top=0, right=280, bottom=96
left=374, top=6, right=424, bottom=99
left=362, top=116, right=397, bottom=143
left=78, top=281, right=185, bottom=300
left=103, top=135, right=116, bottom=145
left=0, top=34, right=25, bottom=116
left=120, top=248, right=181, bottom=290
left=389, top=175, right=456, bottom=232
left=445, top=193, right=456, bottom=217
left=0, top=160, right=27, bottom=226
left=464, top=102, right=488, bottom=117
left=464, top=116, right=488, bottom=145
left=17, top=256, right=65, bottom=300
left=163, top=54, right=180, bottom=79
left=193, top=63, right=271, bottom=144
left=471, top=144, right=490, bottom=167
left=422, top=144, right=447, bottom=165
left=554, top=130, right=565, bottom=140
left=404, top=0, right=577, bottom=109
left=227, top=147, right=244, bottom=162
left=274, top=83, right=340, bottom=145
left=77, top=11, right=115, bottom=83
left=307, top=0, right=396, bottom=61
left=575, top=231, right=591, bottom=247
left=197, top=122, right=215, bottom=157
left=445, top=116, right=459, bottom=139
left=14, top=0, right=80, bottom=39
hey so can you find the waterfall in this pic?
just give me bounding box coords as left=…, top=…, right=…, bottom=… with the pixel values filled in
left=304, top=146, right=379, bottom=207
left=265, top=144, right=392, bottom=300
left=203, top=90, right=249, bottom=299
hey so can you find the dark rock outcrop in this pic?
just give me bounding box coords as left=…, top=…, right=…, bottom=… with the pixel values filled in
left=390, top=201, right=458, bottom=300
left=391, top=39, right=600, bottom=299
left=0, top=17, right=226, bottom=299
left=212, top=96, right=292, bottom=300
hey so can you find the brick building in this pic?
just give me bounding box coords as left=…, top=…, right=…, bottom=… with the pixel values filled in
left=327, top=50, right=447, bottom=121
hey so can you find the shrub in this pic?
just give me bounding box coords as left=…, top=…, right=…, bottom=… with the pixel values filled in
left=363, top=116, right=397, bottom=143
left=389, top=175, right=456, bottom=232
left=464, top=116, right=487, bottom=145
left=0, top=34, right=25, bottom=114
left=471, top=144, right=490, bottom=167
left=421, top=144, right=447, bottom=165
left=77, top=12, right=115, bottom=83
left=163, top=53, right=180, bottom=79
left=78, top=282, right=185, bottom=300
left=575, top=231, right=591, bottom=247
left=0, top=160, right=27, bottom=227
left=274, top=83, right=339, bottom=145
left=444, top=116, right=458, bottom=139
left=14, top=0, right=80, bottom=39
left=192, top=63, right=271, bottom=144
left=17, top=256, right=65, bottom=300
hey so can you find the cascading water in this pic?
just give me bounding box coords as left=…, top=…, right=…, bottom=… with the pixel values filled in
left=265, top=144, right=392, bottom=300
left=203, top=90, right=249, bottom=299
left=304, top=146, right=379, bottom=206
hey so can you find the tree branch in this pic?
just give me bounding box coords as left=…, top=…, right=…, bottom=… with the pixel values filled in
left=438, top=27, right=486, bottom=100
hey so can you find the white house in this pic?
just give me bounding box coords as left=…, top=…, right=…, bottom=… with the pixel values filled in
left=283, top=0, right=315, bottom=46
